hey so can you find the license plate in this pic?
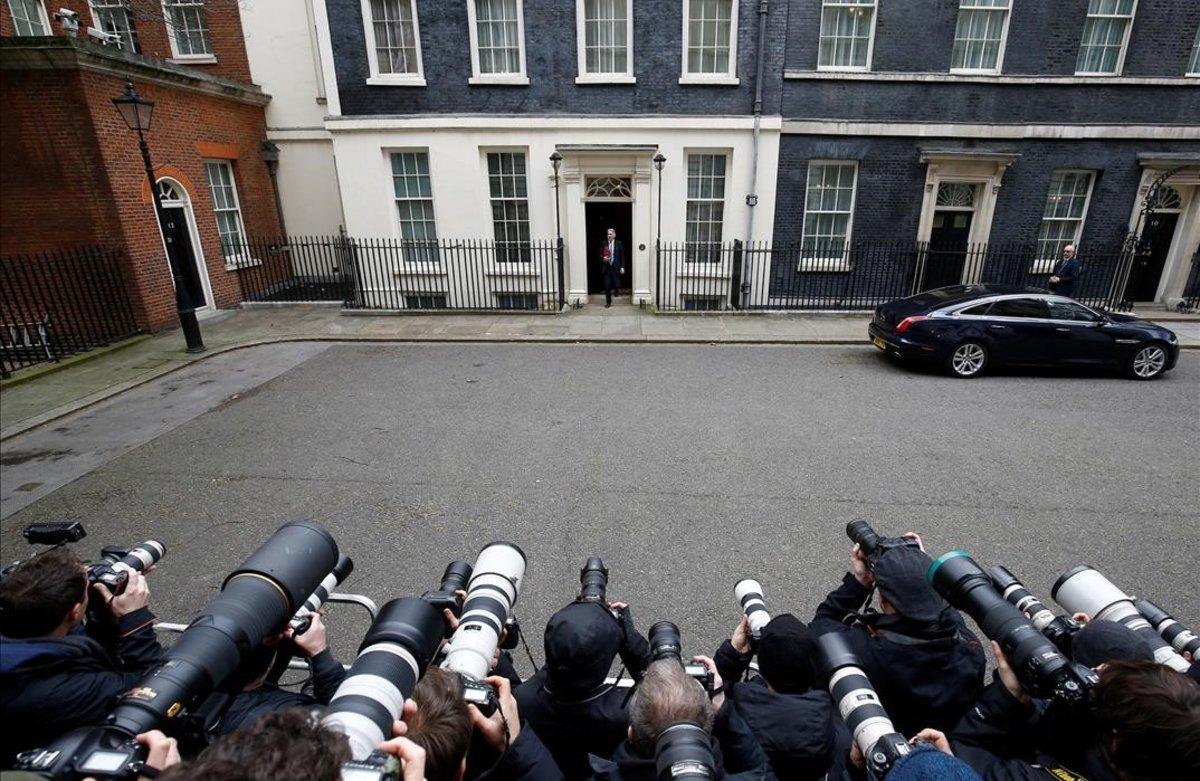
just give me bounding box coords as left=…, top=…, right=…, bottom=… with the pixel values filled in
left=872, top=336, right=887, bottom=350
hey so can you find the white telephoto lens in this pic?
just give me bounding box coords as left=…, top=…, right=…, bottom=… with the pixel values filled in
left=735, top=579, right=771, bottom=636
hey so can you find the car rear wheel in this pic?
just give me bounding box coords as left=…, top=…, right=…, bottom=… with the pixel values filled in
left=947, top=341, right=988, bottom=378
left=1127, top=342, right=1168, bottom=380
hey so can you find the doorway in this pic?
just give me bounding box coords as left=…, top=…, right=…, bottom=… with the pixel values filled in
left=1125, top=211, right=1180, bottom=302
left=585, top=201, right=633, bottom=295
left=156, top=179, right=211, bottom=309
left=925, top=210, right=974, bottom=289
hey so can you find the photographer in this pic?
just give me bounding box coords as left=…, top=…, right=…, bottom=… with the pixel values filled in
left=810, top=533, right=985, bottom=734
left=588, top=659, right=771, bottom=780
left=713, top=613, right=846, bottom=779
left=0, top=546, right=164, bottom=762
left=951, top=646, right=1200, bottom=780
left=514, top=599, right=652, bottom=777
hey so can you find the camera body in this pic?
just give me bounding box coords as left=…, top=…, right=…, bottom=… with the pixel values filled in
left=845, top=520, right=919, bottom=571
left=16, top=726, right=146, bottom=780
left=341, top=751, right=401, bottom=781
left=459, top=677, right=499, bottom=716
left=87, top=541, right=166, bottom=596
left=420, top=560, right=473, bottom=626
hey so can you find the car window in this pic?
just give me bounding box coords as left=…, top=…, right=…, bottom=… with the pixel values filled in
left=1046, top=300, right=1098, bottom=322
left=989, top=298, right=1049, bottom=319
left=959, top=303, right=992, bottom=316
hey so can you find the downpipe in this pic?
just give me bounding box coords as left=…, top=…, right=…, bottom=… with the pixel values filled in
left=742, top=1, right=769, bottom=309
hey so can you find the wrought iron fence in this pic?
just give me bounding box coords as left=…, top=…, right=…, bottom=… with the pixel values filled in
left=656, top=239, right=1134, bottom=312
left=1180, top=248, right=1200, bottom=313
left=234, top=235, right=564, bottom=312
left=0, top=246, right=140, bottom=377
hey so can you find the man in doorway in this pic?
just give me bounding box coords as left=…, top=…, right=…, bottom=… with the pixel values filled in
left=601, top=227, right=625, bottom=308
left=1048, top=244, right=1082, bottom=298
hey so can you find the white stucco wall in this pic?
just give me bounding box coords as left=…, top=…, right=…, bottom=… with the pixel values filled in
left=327, top=116, right=781, bottom=306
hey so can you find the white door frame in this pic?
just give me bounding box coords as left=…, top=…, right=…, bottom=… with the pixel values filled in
left=917, top=153, right=1018, bottom=270
left=155, top=177, right=215, bottom=312
left=1125, top=167, right=1200, bottom=305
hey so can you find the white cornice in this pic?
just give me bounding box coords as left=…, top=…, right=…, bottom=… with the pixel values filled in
left=784, top=70, right=1198, bottom=86
left=780, top=120, right=1200, bottom=140
left=325, top=114, right=785, bottom=131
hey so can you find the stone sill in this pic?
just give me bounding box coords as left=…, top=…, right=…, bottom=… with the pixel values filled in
left=784, top=70, right=1197, bottom=86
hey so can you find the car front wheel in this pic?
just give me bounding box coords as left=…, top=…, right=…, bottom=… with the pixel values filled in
left=1127, top=342, right=1168, bottom=380
left=947, top=341, right=988, bottom=378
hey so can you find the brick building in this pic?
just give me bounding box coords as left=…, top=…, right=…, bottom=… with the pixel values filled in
left=1, top=0, right=279, bottom=331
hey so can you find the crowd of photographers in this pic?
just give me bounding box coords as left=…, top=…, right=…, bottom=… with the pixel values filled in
left=0, top=520, right=1197, bottom=781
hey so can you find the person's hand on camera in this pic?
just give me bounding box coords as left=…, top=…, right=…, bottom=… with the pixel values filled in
left=287, top=612, right=329, bottom=657
left=850, top=544, right=874, bottom=588
left=136, top=730, right=180, bottom=776
left=468, top=675, right=521, bottom=751
left=848, top=741, right=865, bottom=770
left=731, top=615, right=752, bottom=656
left=95, top=571, right=151, bottom=617
left=379, top=721, right=427, bottom=781
left=910, top=728, right=952, bottom=755
left=441, top=590, right=469, bottom=634
left=992, top=641, right=1031, bottom=705
left=691, top=655, right=725, bottom=711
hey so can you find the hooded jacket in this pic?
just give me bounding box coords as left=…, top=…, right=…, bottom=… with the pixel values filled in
left=0, top=607, right=163, bottom=764
left=515, top=601, right=651, bottom=778
left=811, top=573, right=986, bottom=736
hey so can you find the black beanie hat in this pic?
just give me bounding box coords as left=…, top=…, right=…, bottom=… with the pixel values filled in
left=757, top=613, right=817, bottom=694
left=1072, top=620, right=1155, bottom=668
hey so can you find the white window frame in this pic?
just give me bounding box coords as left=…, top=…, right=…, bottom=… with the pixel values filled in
left=949, top=0, right=1012, bottom=75
left=575, top=0, right=635, bottom=84
left=799, top=160, right=858, bottom=271
left=88, top=0, right=139, bottom=52
left=1074, top=0, right=1138, bottom=76
left=466, top=0, right=529, bottom=85
left=684, top=150, right=730, bottom=263
left=6, top=0, right=51, bottom=35
left=388, top=149, right=440, bottom=264
left=1187, top=25, right=1199, bottom=77
left=816, top=0, right=878, bottom=73
left=679, top=0, right=740, bottom=86
left=1033, top=170, right=1096, bottom=273
left=161, top=0, right=216, bottom=63
left=360, top=0, right=425, bottom=86
left=484, top=149, right=532, bottom=263
left=203, top=160, right=253, bottom=269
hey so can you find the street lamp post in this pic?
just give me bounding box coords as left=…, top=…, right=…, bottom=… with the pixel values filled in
left=550, top=151, right=565, bottom=309
left=112, top=80, right=205, bottom=353
left=653, top=152, right=666, bottom=311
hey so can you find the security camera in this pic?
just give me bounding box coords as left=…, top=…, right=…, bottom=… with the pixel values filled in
left=86, top=26, right=122, bottom=46
left=54, top=8, right=80, bottom=34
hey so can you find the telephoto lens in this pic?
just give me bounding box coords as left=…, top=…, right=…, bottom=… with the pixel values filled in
left=322, top=596, right=446, bottom=761
left=648, top=621, right=713, bottom=691
left=653, top=722, right=717, bottom=781
left=419, top=560, right=474, bottom=629
left=88, top=540, right=167, bottom=595
left=928, top=551, right=1096, bottom=703
left=1135, top=597, right=1200, bottom=658
left=988, top=565, right=1080, bottom=655
left=579, top=555, right=609, bottom=602
left=844, top=520, right=920, bottom=568
left=734, top=579, right=771, bottom=640
left=1052, top=566, right=1191, bottom=672
left=291, top=554, right=354, bottom=634
left=17, top=521, right=338, bottom=780
left=441, top=542, right=526, bottom=711
left=816, top=632, right=911, bottom=780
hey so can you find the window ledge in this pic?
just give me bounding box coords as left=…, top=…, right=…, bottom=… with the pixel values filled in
left=393, top=264, right=447, bottom=277
left=784, top=70, right=1195, bottom=85
left=678, top=74, right=740, bottom=86
left=816, top=65, right=871, bottom=73
left=485, top=267, right=541, bottom=278
left=575, top=74, right=636, bottom=85
left=676, top=267, right=732, bottom=279
left=469, top=74, right=530, bottom=86
left=949, top=67, right=1001, bottom=76
left=167, top=54, right=217, bottom=65
left=367, top=74, right=427, bottom=87
left=797, top=259, right=852, bottom=273
left=224, top=256, right=261, bottom=271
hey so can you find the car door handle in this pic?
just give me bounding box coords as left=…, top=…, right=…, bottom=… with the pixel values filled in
left=988, top=324, right=1009, bottom=330
left=1055, top=327, right=1071, bottom=332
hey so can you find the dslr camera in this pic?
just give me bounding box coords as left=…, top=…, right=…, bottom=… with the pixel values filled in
left=649, top=621, right=714, bottom=693
left=845, top=520, right=919, bottom=570
left=5, top=523, right=166, bottom=597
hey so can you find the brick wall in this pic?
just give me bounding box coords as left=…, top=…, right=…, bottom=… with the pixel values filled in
left=0, top=0, right=253, bottom=82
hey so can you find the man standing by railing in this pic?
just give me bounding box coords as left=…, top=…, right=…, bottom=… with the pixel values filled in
left=601, top=227, right=625, bottom=308
left=1048, top=245, right=1082, bottom=298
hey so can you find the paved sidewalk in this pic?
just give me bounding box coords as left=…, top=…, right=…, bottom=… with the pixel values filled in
left=3, top=300, right=1197, bottom=440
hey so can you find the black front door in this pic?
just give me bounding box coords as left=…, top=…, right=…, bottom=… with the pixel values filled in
left=162, top=207, right=206, bottom=308
left=585, top=201, right=633, bottom=294
left=1125, top=212, right=1179, bottom=302
left=924, top=210, right=973, bottom=290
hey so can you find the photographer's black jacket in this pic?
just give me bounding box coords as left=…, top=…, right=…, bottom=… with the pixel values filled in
left=951, top=679, right=1115, bottom=781
left=0, top=607, right=164, bottom=763
left=211, top=648, right=347, bottom=735
left=713, top=640, right=848, bottom=780
left=811, top=573, right=986, bottom=736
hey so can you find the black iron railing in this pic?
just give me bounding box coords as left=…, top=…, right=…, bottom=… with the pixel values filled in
left=0, top=246, right=140, bottom=377
left=1180, top=248, right=1200, bottom=313
left=233, top=235, right=564, bottom=312
left=656, top=239, right=1134, bottom=312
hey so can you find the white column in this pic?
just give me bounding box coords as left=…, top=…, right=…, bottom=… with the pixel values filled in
left=563, top=166, right=589, bottom=306
left=632, top=160, right=652, bottom=305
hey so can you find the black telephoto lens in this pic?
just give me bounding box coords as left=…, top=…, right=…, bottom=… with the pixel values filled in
left=988, top=564, right=1079, bottom=655
left=579, top=555, right=609, bottom=603
left=928, top=551, right=1094, bottom=704
left=649, top=620, right=683, bottom=663
left=654, top=722, right=716, bottom=781
left=440, top=560, right=473, bottom=594
left=845, top=519, right=881, bottom=558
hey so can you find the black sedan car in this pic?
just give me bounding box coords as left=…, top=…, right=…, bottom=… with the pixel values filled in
left=869, top=285, right=1180, bottom=379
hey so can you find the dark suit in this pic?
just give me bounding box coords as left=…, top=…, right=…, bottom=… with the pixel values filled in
left=602, top=239, right=624, bottom=304
left=1049, top=256, right=1082, bottom=298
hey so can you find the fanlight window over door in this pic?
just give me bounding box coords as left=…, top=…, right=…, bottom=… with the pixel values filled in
left=936, top=182, right=976, bottom=209
left=1150, top=184, right=1182, bottom=211
left=585, top=176, right=633, bottom=200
